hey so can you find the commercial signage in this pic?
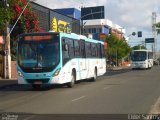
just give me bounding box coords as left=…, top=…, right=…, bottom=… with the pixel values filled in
left=51, top=17, right=71, bottom=33
left=145, top=38, right=155, bottom=43
left=81, top=6, right=105, bottom=20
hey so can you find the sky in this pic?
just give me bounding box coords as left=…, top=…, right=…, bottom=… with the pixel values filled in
left=35, top=0, right=160, bottom=51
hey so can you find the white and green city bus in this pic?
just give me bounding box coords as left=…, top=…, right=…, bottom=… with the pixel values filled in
left=131, top=49, right=153, bottom=69
left=17, top=32, right=106, bottom=88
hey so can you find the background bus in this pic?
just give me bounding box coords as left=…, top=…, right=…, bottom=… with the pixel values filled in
left=131, top=49, right=153, bottom=69
left=17, top=32, right=106, bottom=88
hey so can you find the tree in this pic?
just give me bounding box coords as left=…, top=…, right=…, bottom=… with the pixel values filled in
left=155, top=22, right=160, bottom=34
left=106, top=34, right=131, bottom=65
left=0, top=0, right=43, bottom=60
left=132, top=45, right=146, bottom=50
left=0, top=0, right=13, bottom=35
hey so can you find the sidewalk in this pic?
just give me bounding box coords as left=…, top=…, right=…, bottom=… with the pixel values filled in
left=0, top=78, right=17, bottom=89
left=0, top=66, right=131, bottom=88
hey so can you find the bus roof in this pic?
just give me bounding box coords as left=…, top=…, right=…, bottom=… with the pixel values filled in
left=60, top=32, right=104, bottom=44
left=132, top=49, right=152, bottom=52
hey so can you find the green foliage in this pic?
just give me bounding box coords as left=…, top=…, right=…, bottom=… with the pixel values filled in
left=155, top=22, right=160, bottom=34
left=106, top=34, right=131, bottom=63
left=132, top=45, right=146, bottom=50
left=0, top=0, right=42, bottom=60
left=0, top=4, right=13, bottom=35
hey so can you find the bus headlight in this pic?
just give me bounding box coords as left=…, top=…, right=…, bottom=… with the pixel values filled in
left=54, top=69, right=61, bottom=76
left=18, top=71, right=23, bottom=77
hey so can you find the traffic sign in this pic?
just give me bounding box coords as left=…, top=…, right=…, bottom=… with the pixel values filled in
left=145, top=38, right=155, bottom=43
left=138, top=31, right=142, bottom=37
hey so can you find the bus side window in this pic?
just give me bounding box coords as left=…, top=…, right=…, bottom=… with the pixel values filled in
left=97, top=43, right=101, bottom=58
left=80, top=40, right=86, bottom=58
left=85, top=42, right=91, bottom=58
left=101, top=44, right=105, bottom=58
left=91, top=43, right=97, bottom=58
left=68, top=39, right=74, bottom=58
left=62, top=38, right=69, bottom=65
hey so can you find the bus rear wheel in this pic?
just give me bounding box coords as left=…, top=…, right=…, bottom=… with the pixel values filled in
left=67, top=71, right=76, bottom=88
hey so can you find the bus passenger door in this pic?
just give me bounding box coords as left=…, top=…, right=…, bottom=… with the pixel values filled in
left=80, top=40, right=86, bottom=79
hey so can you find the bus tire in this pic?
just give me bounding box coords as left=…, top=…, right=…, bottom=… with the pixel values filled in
left=92, top=68, right=97, bottom=82
left=67, top=70, right=76, bottom=88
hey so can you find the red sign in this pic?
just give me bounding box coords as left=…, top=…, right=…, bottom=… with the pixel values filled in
left=0, top=36, right=4, bottom=44
left=99, top=33, right=106, bottom=40
left=104, top=42, right=108, bottom=48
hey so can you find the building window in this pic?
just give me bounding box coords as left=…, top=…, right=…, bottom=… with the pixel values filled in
left=92, top=28, right=96, bottom=33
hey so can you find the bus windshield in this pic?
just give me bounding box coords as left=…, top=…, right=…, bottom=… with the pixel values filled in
left=131, top=51, right=147, bottom=61
left=18, top=34, right=60, bottom=72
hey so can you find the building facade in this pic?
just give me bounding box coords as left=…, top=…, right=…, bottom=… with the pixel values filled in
left=54, top=8, right=81, bottom=20
left=82, top=19, right=125, bottom=40
left=31, top=2, right=80, bottom=34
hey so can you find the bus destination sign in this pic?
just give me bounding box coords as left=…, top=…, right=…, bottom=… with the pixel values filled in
left=24, top=35, right=53, bottom=41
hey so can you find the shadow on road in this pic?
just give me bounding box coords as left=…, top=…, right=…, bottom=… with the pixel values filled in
left=105, top=68, right=132, bottom=76
left=0, top=68, right=133, bottom=92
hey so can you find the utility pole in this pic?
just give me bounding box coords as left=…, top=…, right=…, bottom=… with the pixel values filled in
left=4, top=22, right=11, bottom=79
left=116, top=48, right=118, bottom=67
left=3, top=0, right=35, bottom=79
left=2, top=0, right=11, bottom=79
left=152, top=12, right=157, bottom=59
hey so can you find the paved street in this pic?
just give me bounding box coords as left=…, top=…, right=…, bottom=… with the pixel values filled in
left=0, top=66, right=160, bottom=119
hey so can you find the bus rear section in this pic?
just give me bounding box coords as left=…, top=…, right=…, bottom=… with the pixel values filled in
left=17, top=32, right=106, bottom=88
left=131, top=50, right=153, bottom=69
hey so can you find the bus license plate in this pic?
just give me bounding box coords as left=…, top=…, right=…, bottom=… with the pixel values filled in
left=34, top=81, right=42, bottom=84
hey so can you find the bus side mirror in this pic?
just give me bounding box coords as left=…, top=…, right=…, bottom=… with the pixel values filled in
left=64, top=44, right=68, bottom=51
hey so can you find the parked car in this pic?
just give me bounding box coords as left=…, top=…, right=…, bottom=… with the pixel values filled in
left=153, top=59, right=159, bottom=65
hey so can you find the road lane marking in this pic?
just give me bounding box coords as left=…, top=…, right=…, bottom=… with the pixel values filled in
left=103, top=86, right=111, bottom=90
left=149, top=96, right=160, bottom=114
left=72, top=96, right=86, bottom=102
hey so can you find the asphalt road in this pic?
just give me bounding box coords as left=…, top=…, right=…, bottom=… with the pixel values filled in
left=0, top=66, right=160, bottom=119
